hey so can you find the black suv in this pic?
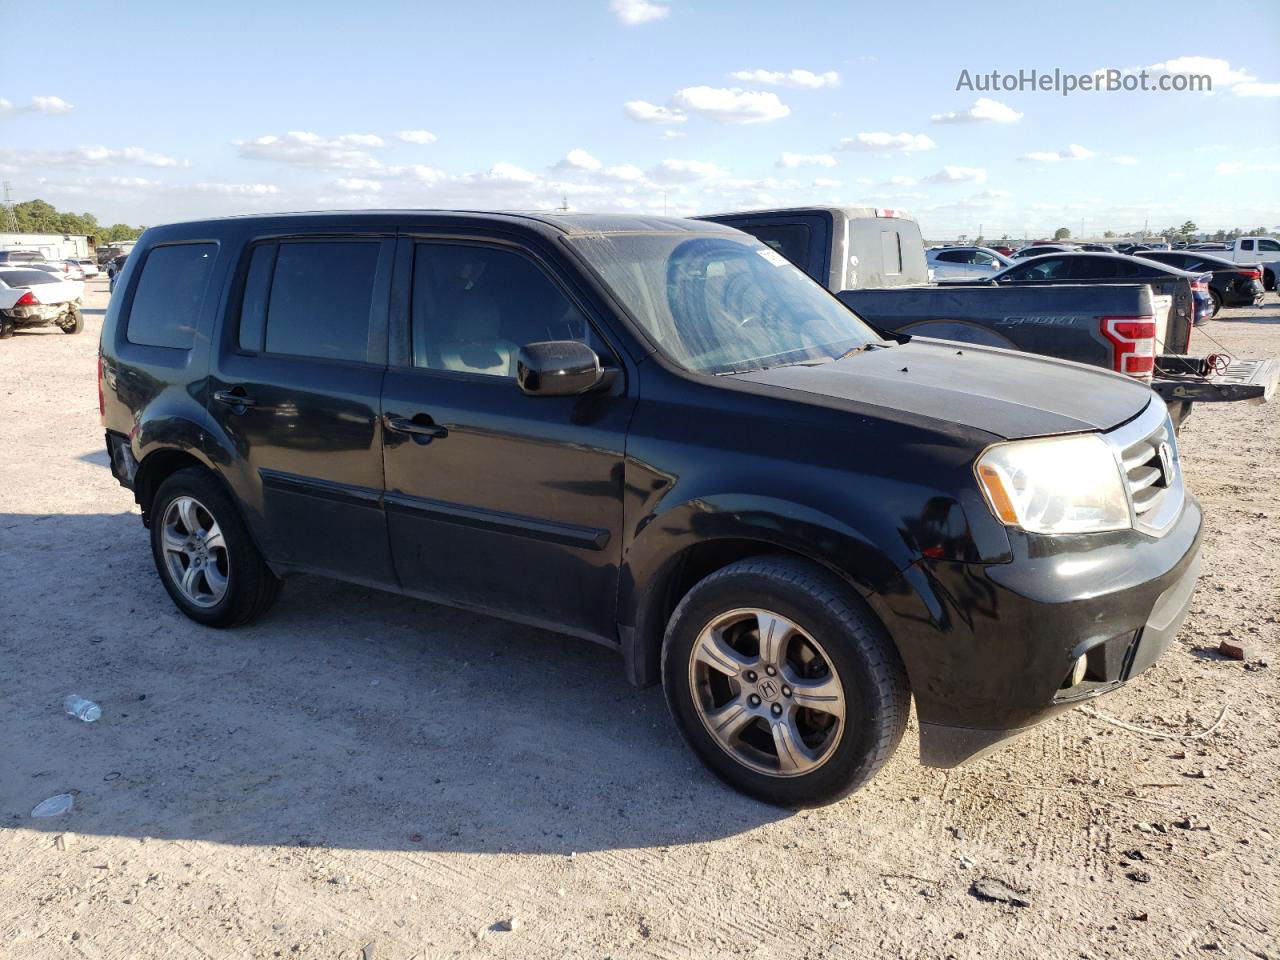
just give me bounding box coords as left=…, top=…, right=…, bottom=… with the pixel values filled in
left=100, top=212, right=1203, bottom=805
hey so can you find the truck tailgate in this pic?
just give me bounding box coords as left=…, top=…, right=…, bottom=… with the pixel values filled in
left=1153, top=357, right=1278, bottom=404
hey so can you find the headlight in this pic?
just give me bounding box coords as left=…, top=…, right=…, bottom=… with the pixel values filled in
left=975, top=433, right=1130, bottom=534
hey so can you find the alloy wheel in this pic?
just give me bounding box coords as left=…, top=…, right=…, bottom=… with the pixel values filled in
left=160, top=495, right=230, bottom=608
left=688, top=607, right=845, bottom=777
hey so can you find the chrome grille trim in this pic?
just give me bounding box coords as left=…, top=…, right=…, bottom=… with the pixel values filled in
left=1104, top=400, right=1185, bottom=536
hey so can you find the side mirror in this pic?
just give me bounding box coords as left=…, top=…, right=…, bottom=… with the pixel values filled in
left=516, top=340, right=614, bottom=397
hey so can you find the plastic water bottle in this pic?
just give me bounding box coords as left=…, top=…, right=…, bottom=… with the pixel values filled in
left=64, top=695, right=102, bottom=723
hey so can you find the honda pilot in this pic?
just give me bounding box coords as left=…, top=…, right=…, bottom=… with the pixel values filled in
left=100, top=211, right=1203, bottom=805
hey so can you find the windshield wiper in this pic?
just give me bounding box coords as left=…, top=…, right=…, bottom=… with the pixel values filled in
left=833, top=343, right=884, bottom=362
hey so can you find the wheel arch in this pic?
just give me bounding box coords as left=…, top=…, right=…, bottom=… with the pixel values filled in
left=618, top=497, right=911, bottom=689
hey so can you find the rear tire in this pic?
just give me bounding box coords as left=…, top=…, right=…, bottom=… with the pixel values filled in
left=662, top=555, right=910, bottom=807
left=1210, top=290, right=1222, bottom=317
left=59, top=305, right=84, bottom=334
left=149, top=467, right=281, bottom=627
left=0, top=317, right=13, bottom=340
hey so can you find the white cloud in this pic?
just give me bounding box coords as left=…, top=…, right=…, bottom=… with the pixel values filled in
left=601, top=163, right=646, bottom=182
left=478, top=162, right=539, bottom=185
left=553, top=148, right=603, bottom=172
left=812, top=178, right=841, bottom=188
left=648, top=158, right=727, bottom=183
left=777, top=152, right=836, bottom=169
left=1215, top=162, right=1280, bottom=175
left=1111, top=156, right=1139, bottom=165
left=335, top=178, right=382, bottom=193
left=881, top=175, right=918, bottom=187
left=0, top=98, right=11, bottom=114
left=196, top=182, right=281, bottom=195
left=396, top=130, right=437, bottom=144
left=659, top=129, right=686, bottom=140
left=610, top=0, right=669, bottom=25
left=623, top=100, right=687, bottom=125
left=1019, top=144, right=1095, bottom=163
left=30, top=95, right=74, bottom=115
left=727, top=69, right=839, bottom=89
left=671, top=86, right=790, bottom=124
left=930, top=97, right=1022, bottom=124
left=1145, top=56, right=1253, bottom=88
left=836, top=132, right=936, bottom=153
left=236, top=131, right=387, bottom=170
left=925, top=166, right=987, bottom=184
left=1232, top=82, right=1280, bottom=98
left=0, top=145, right=188, bottom=168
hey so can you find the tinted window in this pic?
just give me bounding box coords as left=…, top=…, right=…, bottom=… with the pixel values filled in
left=126, top=243, right=217, bottom=349
left=237, top=244, right=276, bottom=352
left=739, top=224, right=811, bottom=271
left=1069, top=257, right=1139, bottom=279
left=264, top=241, right=379, bottom=362
left=411, top=243, right=593, bottom=377
left=971, top=250, right=997, bottom=266
left=1241, top=240, right=1254, bottom=251
left=0, top=269, right=58, bottom=286
left=935, top=251, right=967, bottom=263
left=1001, top=257, right=1071, bottom=281
left=1259, top=239, right=1280, bottom=252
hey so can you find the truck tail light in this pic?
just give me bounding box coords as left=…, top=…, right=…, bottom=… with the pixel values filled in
left=14, top=290, right=39, bottom=306
left=1100, top=316, right=1156, bottom=379
left=97, top=353, right=106, bottom=423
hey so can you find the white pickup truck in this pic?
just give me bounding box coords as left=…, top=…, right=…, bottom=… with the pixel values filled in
left=1193, top=237, right=1280, bottom=290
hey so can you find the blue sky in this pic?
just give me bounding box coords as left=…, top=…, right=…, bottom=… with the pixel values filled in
left=2, top=0, right=1278, bottom=240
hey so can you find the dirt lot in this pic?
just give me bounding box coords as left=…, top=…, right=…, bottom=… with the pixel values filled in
left=1, top=279, right=1276, bottom=960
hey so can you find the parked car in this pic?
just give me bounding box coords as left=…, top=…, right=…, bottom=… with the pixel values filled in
left=1078, top=243, right=1116, bottom=253
left=977, top=252, right=1216, bottom=327
left=989, top=245, right=1014, bottom=257
left=107, top=254, right=129, bottom=293
left=58, top=259, right=87, bottom=281
left=1200, top=237, right=1280, bottom=290
left=0, top=250, right=46, bottom=266
left=925, top=245, right=1013, bottom=280
left=102, top=210, right=1206, bottom=806
left=1136, top=251, right=1266, bottom=313
left=697, top=206, right=929, bottom=289
left=707, top=207, right=1275, bottom=427
left=77, top=258, right=101, bottom=279
left=0, top=266, right=85, bottom=338
left=1011, top=244, right=1072, bottom=259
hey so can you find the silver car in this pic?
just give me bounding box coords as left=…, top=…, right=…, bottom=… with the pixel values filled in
left=926, top=245, right=1012, bottom=280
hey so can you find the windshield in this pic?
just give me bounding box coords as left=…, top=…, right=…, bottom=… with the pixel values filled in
left=568, top=232, right=882, bottom=374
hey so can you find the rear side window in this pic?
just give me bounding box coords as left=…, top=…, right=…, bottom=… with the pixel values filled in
left=1260, top=239, right=1280, bottom=252
left=126, top=243, right=217, bottom=349
left=260, top=240, right=380, bottom=362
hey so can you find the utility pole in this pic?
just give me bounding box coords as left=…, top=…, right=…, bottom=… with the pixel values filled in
left=1, top=181, right=17, bottom=233
left=557, top=193, right=569, bottom=212
left=663, top=191, right=668, bottom=216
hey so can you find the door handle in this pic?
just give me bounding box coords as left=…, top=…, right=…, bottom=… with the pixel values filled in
left=384, top=414, right=448, bottom=441
left=213, top=389, right=257, bottom=408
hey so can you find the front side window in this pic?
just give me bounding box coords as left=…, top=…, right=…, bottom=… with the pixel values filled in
left=261, top=240, right=380, bottom=362
left=410, top=243, right=593, bottom=377
left=1259, top=239, right=1280, bottom=252
left=126, top=243, right=217, bottom=349
left=568, top=232, right=881, bottom=375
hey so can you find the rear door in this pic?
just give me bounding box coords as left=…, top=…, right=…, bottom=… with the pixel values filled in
left=379, top=233, right=635, bottom=640
left=208, top=234, right=397, bottom=586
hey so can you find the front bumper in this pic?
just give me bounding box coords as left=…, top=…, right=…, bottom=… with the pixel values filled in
left=874, top=494, right=1203, bottom=767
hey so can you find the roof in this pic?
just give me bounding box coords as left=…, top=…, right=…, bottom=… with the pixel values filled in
left=697, top=205, right=918, bottom=223
left=149, top=209, right=739, bottom=237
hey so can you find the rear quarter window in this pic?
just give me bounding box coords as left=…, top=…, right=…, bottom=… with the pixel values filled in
left=126, top=243, right=217, bottom=349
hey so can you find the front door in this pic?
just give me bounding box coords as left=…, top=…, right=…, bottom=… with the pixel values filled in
left=380, top=236, right=634, bottom=641
left=208, top=234, right=397, bottom=587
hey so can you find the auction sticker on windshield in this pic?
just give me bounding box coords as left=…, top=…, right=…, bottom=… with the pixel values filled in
left=756, top=247, right=790, bottom=267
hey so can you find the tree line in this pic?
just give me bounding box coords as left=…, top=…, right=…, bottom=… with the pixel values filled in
left=4, top=199, right=146, bottom=244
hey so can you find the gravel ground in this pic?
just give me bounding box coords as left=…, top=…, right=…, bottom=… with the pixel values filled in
left=1, top=280, right=1276, bottom=960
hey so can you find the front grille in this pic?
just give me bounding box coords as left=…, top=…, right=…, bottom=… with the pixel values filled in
left=1107, top=401, right=1185, bottom=536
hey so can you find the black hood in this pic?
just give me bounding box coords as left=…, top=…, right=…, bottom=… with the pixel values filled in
left=731, top=339, right=1154, bottom=440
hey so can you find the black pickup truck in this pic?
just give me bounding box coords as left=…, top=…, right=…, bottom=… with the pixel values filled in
left=701, top=207, right=1277, bottom=426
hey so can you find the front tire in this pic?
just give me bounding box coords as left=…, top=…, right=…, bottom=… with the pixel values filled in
left=149, top=467, right=281, bottom=627
left=662, top=555, right=910, bottom=806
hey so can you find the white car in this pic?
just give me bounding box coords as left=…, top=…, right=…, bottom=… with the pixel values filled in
left=76, top=258, right=101, bottom=278
left=926, top=245, right=1013, bottom=280
left=0, top=266, right=85, bottom=338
